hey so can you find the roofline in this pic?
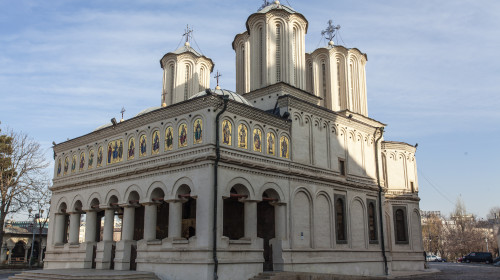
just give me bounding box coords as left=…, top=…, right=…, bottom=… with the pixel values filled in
left=245, top=6, right=309, bottom=35
left=159, top=51, right=215, bottom=73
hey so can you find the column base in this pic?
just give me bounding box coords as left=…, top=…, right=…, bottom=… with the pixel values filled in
left=95, top=240, right=115, bottom=270
left=113, top=240, right=136, bottom=271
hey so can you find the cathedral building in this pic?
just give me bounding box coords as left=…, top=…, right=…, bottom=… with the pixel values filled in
left=45, top=2, right=424, bottom=280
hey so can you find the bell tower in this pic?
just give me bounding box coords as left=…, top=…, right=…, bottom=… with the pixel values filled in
left=160, top=26, right=214, bottom=107
left=233, top=1, right=308, bottom=94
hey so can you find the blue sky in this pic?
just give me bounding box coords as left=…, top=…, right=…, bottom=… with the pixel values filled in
left=1, top=0, right=499, bottom=218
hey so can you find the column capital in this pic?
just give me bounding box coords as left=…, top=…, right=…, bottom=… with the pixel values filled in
left=165, top=199, right=185, bottom=203
left=119, top=203, right=140, bottom=208
left=240, top=199, right=259, bottom=203
left=270, top=201, right=287, bottom=206
left=142, top=201, right=161, bottom=206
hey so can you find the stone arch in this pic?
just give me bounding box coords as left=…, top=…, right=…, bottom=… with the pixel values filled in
left=258, top=182, right=284, bottom=202
left=123, top=185, right=143, bottom=203
left=292, top=188, right=312, bottom=248
left=171, top=177, right=195, bottom=198
left=314, top=191, right=333, bottom=248
left=292, top=112, right=303, bottom=126
left=146, top=181, right=168, bottom=201
left=70, top=195, right=84, bottom=212
left=411, top=208, right=423, bottom=251
left=225, top=177, right=255, bottom=199
left=55, top=197, right=69, bottom=213
left=349, top=196, right=367, bottom=249
left=86, top=192, right=102, bottom=210
left=103, top=189, right=120, bottom=205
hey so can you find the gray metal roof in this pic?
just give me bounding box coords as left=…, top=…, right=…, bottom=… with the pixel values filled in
left=257, top=3, right=297, bottom=14
left=190, top=89, right=253, bottom=107
left=172, top=44, right=203, bottom=57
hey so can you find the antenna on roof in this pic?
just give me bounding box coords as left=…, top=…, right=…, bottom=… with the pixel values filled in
left=321, top=19, right=341, bottom=47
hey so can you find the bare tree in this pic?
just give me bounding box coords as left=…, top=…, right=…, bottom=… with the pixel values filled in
left=0, top=125, right=49, bottom=249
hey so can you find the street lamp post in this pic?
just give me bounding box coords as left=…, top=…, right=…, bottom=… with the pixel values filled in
left=27, top=208, right=39, bottom=268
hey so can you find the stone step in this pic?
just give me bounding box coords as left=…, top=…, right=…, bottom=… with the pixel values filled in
left=9, top=269, right=160, bottom=280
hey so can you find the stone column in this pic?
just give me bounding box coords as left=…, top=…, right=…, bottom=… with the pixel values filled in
left=53, top=213, right=66, bottom=244
left=102, top=209, right=115, bottom=242
left=69, top=212, right=81, bottom=244
left=168, top=200, right=183, bottom=238
left=23, top=244, right=28, bottom=263
left=121, top=206, right=135, bottom=241
left=274, top=202, right=287, bottom=239
left=0, top=246, right=6, bottom=263
left=7, top=246, right=13, bottom=264
left=243, top=200, right=257, bottom=239
left=143, top=203, right=158, bottom=241
left=85, top=210, right=97, bottom=242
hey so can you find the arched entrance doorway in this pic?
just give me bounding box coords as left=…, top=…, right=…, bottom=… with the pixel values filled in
left=257, top=189, right=279, bottom=271
left=12, top=241, right=26, bottom=263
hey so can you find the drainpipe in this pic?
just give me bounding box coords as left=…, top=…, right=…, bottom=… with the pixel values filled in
left=374, top=127, right=388, bottom=275
left=213, top=91, right=229, bottom=280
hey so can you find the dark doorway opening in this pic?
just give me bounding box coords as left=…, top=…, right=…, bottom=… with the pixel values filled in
left=258, top=192, right=276, bottom=271
left=182, top=197, right=196, bottom=239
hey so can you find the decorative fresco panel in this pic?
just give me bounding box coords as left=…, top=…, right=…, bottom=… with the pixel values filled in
left=253, top=128, right=262, bottom=152
left=280, top=136, right=289, bottom=159
left=165, top=127, right=174, bottom=151
left=238, top=124, right=248, bottom=149
left=222, top=120, right=232, bottom=146
left=139, top=135, right=147, bottom=157
left=64, top=157, right=69, bottom=175
left=179, top=124, right=188, bottom=147
left=97, top=146, right=103, bottom=167
left=152, top=130, right=160, bottom=154
left=267, top=132, right=275, bottom=156
left=107, top=139, right=124, bottom=165
left=193, top=118, right=203, bottom=144
left=128, top=138, right=135, bottom=160
left=79, top=152, right=85, bottom=171
left=88, top=149, right=94, bottom=169
left=71, top=155, right=77, bottom=173
left=57, top=158, right=61, bottom=176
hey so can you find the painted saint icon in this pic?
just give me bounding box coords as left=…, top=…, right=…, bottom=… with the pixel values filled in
left=118, top=140, right=123, bottom=160
left=71, top=155, right=77, bottom=172
left=179, top=124, right=188, bottom=147
left=253, top=128, right=262, bottom=152
left=79, top=152, right=85, bottom=171
left=128, top=138, right=135, bottom=159
left=140, top=135, right=147, bottom=157
left=107, top=143, right=113, bottom=164
left=152, top=130, right=160, bottom=154
left=280, top=136, right=289, bottom=159
left=57, top=159, right=62, bottom=176
left=88, top=150, right=94, bottom=169
left=238, top=124, right=247, bottom=149
left=97, top=146, right=103, bottom=167
left=222, top=120, right=232, bottom=145
left=64, top=157, right=69, bottom=174
left=194, top=119, right=203, bottom=144
left=267, top=132, right=275, bottom=155
left=165, top=127, right=173, bottom=151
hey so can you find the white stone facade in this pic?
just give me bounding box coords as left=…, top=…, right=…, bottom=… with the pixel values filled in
left=45, top=3, right=424, bottom=280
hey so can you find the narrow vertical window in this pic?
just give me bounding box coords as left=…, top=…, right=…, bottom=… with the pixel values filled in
left=293, top=28, right=297, bottom=86
left=276, top=24, right=281, bottom=82
left=335, top=197, right=346, bottom=242
left=339, top=158, right=346, bottom=176
left=322, top=62, right=327, bottom=107
left=410, top=181, right=415, bottom=193
left=337, top=59, right=341, bottom=107
left=169, top=64, right=175, bottom=104
left=308, top=63, right=313, bottom=93
left=259, top=27, right=264, bottom=87
left=368, top=201, right=378, bottom=242
left=199, top=68, right=205, bottom=92
left=349, top=63, right=354, bottom=98
left=184, top=65, right=190, bottom=100
left=394, top=208, right=408, bottom=243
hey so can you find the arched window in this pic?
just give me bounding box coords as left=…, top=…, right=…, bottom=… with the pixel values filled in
left=336, top=59, right=342, bottom=108
left=169, top=64, right=175, bottom=104
left=259, top=27, right=264, bottom=86
left=292, top=28, right=297, bottom=86
left=322, top=61, right=327, bottom=108
left=199, top=67, right=205, bottom=92
left=223, top=187, right=246, bottom=240
left=335, top=196, right=346, bottom=243
left=276, top=24, right=281, bottom=82
left=368, top=200, right=378, bottom=242
left=308, top=62, right=313, bottom=93
left=184, top=64, right=191, bottom=100
left=394, top=207, right=408, bottom=243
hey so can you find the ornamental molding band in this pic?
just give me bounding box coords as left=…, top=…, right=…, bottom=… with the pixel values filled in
left=47, top=3, right=423, bottom=280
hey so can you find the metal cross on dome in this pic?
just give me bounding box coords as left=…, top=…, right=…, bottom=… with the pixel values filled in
left=259, top=0, right=271, bottom=11
left=215, top=71, right=222, bottom=87
left=183, top=24, right=193, bottom=44
left=120, top=107, right=126, bottom=120
left=321, top=19, right=341, bottom=42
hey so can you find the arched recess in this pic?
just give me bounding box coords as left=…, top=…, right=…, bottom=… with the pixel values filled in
left=411, top=209, right=423, bottom=251
left=122, top=185, right=143, bottom=204
left=104, top=189, right=120, bottom=206
left=224, top=177, right=254, bottom=200
left=257, top=182, right=284, bottom=202
left=176, top=184, right=196, bottom=239
left=171, top=177, right=196, bottom=198
left=223, top=184, right=250, bottom=240
left=56, top=201, right=69, bottom=244
left=292, top=188, right=312, bottom=248
left=70, top=195, right=84, bottom=212
left=350, top=197, right=367, bottom=249
left=150, top=184, right=168, bottom=240
left=258, top=187, right=282, bottom=271
left=314, top=192, right=332, bottom=248
left=86, top=192, right=102, bottom=210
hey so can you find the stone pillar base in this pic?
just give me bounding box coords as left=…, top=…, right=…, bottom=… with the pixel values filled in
left=95, top=240, right=115, bottom=270
left=113, top=240, right=136, bottom=271
left=82, top=241, right=97, bottom=269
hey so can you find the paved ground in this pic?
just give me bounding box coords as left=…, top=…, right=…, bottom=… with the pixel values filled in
left=394, top=262, right=500, bottom=279
left=0, top=269, right=39, bottom=280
